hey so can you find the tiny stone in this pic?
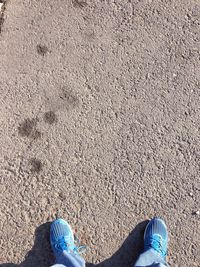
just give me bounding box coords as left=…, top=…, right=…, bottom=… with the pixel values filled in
left=189, top=192, right=193, bottom=197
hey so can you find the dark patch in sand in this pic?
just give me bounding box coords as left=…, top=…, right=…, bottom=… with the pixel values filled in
left=36, top=44, right=48, bottom=56
left=29, top=158, right=42, bottom=173
left=72, top=0, right=87, bottom=8
left=18, top=118, right=41, bottom=139
left=0, top=1, right=6, bottom=33
left=60, top=87, right=79, bottom=108
left=43, top=111, right=57, bottom=125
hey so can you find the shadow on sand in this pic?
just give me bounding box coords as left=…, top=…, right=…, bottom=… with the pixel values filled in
left=0, top=220, right=148, bottom=267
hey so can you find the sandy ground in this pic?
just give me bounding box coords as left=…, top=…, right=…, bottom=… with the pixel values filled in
left=0, top=0, right=200, bottom=266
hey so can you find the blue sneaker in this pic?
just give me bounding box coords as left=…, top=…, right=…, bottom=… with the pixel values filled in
left=144, top=217, right=168, bottom=259
left=50, top=218, right=86, bottom=258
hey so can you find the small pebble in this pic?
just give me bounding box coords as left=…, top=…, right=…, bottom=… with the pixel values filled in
left=189, top=192, right=193, bottom=197
left=193, top=211, right=199, bottom=216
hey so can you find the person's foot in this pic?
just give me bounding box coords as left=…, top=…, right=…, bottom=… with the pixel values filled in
left=50, top=218, right=84, bottom=258
left=144, top=217, right=168, bottom=259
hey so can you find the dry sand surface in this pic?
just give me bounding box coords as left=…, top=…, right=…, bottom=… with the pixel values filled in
left=0, top=0, right=200, bottom=266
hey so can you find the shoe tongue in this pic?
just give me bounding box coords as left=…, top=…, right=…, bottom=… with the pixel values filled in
left=151, top=234, right=163, bottom=253
left=64, top=236, right=73, bottom=244
left=56, top=237, right=68, bottom=251
left=152, top=234, right=162, bottom=241
left=68, top=243, right=77, bottom=253
left=63, top=236, right=76, bottom=251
